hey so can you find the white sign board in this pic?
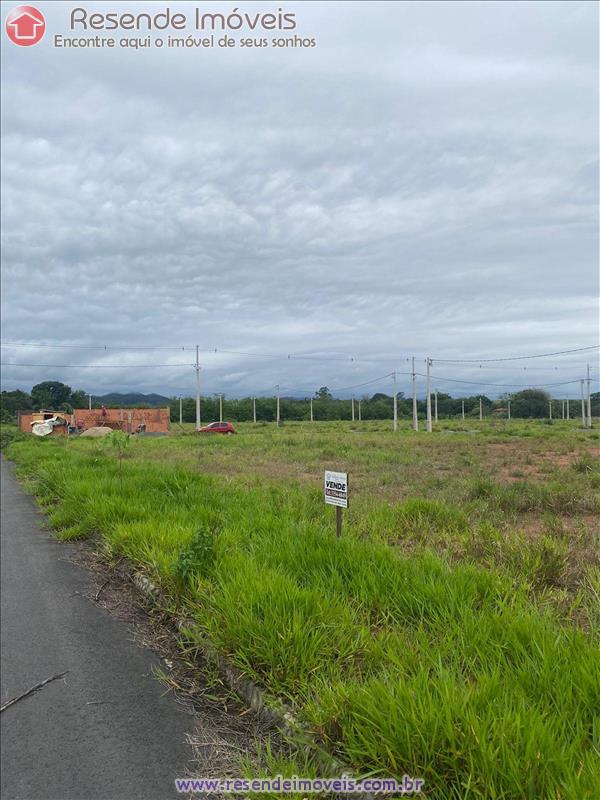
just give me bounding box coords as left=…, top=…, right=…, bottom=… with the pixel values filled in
left=324, top=470, right=348, bottom=508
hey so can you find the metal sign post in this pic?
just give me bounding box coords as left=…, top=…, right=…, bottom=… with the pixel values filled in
left=324, top=470, right=348, bottom=537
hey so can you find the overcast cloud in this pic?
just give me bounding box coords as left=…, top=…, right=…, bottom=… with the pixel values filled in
left=1, top=0, right=598, bottom=399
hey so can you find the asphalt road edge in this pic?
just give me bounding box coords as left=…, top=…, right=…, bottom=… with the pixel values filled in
left=119, top=564, right=373, bottom=795
left=126, top=566, right=348, bottom=775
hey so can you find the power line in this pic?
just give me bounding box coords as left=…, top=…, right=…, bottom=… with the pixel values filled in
left=331, top=372, right=407, bottom=393
left=3, top=364, right=594, bottom=389
left=417, top=372, right=595, bottom=389
left=217, top=349, right=355, bottom=362
left=3, top=341, right=598, bottom=365
left=0, top=342, right=356, bottom=361
left=280, top=372, right=398, bottom=396
left=2, top=340, right=597, bottom=401
left=0, top=343, right=358, bottom=364
left=0, top=362, right=194, bottom=369
left=431, top=345, right=599, bottom=363
left=428, top=363, right=597, bottom=372
left=0, top=342, right=189, bottom=351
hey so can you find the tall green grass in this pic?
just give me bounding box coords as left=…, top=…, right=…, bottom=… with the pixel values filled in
left=6, top=434, right=600, bottom=799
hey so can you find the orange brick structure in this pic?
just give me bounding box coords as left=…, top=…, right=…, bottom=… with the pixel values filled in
left=19, top=408, right=170, bottom=434
left=18, top=411, right=71, bottom=435
left=73, top=407, right=170, bottom=433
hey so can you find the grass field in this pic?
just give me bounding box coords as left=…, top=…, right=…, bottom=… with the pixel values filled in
left=3, top=419, right=600, bottom=798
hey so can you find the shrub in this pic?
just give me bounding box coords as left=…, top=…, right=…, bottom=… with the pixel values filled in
left=0, top=424, right=25, bottom=451
left=573, top=454, right=600, bottom=475
left=174, top=527, right=216, bottom=583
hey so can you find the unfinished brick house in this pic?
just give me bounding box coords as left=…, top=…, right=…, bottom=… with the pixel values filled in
left=18, top=410, right=72, bottom=436
left=18, top=407, right=170, bottom=435
left=73, top=407, right=170, bottom=433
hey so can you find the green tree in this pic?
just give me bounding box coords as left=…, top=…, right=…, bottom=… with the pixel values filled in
left=1, top=389, right=32, bottom=420
left=432, top=392, right=453, bottom=417
left=30, top=381, right=72, bottom=410
left=102, top=430, right=131, bottom=472
left=363, top=395, right=392, bottom=419
left=69, top=389, right=88, bottom=408
left=511, top=389, right=550, bottom=419
left=315, top=386, right=332, bottom=400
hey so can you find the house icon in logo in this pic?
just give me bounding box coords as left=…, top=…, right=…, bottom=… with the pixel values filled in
left=5, top=5, right=46, bottom=46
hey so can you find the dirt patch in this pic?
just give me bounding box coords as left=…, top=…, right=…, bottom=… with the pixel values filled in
left=494, top=463, right=542, bottom=483
left=545, top=451, right=584, bottom=468
left=514, top=512, right=600, bottom=539
left=479, top=442, right=593, bottom=483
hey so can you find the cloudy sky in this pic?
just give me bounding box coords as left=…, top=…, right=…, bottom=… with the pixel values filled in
left=1, top=0, right=598, bottom=399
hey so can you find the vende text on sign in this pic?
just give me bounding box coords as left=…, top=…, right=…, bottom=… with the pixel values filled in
left=324, top=470, right=348, bottom=508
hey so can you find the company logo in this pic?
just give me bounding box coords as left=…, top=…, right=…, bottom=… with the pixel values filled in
left=5, top=5, right=45, bottom=46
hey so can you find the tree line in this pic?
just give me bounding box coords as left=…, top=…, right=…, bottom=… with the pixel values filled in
left=1, top=381, right=88, bottom=423
left=169, top=388, right=599, bottom=423
left=2, top=382, right=597, bottom=424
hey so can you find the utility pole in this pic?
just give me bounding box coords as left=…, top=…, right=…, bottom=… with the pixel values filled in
left=587, top=364, right=592, bottom=428
left=219, top=394, right=223, bottom=422
left=507, top=398, right=511, bottom=420
left=479, top=397, right=483, bottom=421
left=566, top=398, right=570, bottom=420
left=434, top=390, right=438, bottom=422
left=351, top=395, right=355, bottom=422
left=549, top=400, right=552, bottom=421
left=411, top=356, right=418, bottom=431
left=276, top=384, right=280, bottom=427
left=88, top=393, right=92, bottom=411
left=461, top=399, right=465, bottom=420
left=195, top=345, right=201, bottom=431
left=393, top=372, right=398, bottom=432
left=426, top=359, right=432, bottom=432
left=253, top=397, right=257, bottom=424
left=581, top=380, right=586, bottom=427
left=179, top=396, right=183, bottom=425
left=310, top=397, right=313, bottom=422
left=358, top=399, right=362, bottom=422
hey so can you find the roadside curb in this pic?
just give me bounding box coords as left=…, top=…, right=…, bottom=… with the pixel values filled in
left=125, top=568, right=353, bottom=779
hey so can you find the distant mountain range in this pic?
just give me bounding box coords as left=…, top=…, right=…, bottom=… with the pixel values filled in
left=92, top=392, right=171, bottom=407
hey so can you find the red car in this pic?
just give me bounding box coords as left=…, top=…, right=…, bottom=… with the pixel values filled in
left=198, top=421, right=236, bottom=434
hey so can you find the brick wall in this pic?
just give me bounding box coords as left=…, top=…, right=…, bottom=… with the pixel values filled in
left=73, top=408, right=170, bottom=433
left=18, top=412, right=72, bottom=434
left=18, top=408, right=170, bottom=434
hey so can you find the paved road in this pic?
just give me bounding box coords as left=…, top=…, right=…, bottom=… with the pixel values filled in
left=0, top=457, right=194, bottom=800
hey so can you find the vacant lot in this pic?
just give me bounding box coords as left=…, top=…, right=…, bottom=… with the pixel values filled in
left=3, top=419, right=600, bottom=799
left=141, top=420, right=600, bottom=622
